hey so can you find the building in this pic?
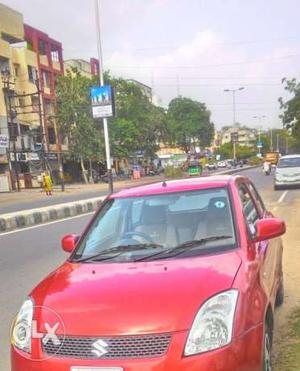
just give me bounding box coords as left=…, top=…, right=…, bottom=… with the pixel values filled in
left=127, top=79, right=152, bottom=101
left=220, top=125, right=257, bottom=147
left=24, top=24, right=64, bottom=167
left=64, top=58, right=99, bottom=79
left=0, top=4, right=42, bottom=189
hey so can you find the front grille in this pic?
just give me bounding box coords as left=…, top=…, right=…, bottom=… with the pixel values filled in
left=42, top=333, right=172, bottom=359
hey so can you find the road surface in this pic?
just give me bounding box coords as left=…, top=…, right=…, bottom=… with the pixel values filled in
left=1, top=167, right=299, bottom=370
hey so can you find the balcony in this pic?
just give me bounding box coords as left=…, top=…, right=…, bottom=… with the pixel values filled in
left=0, top=39, right=10, bottom=58
left=39, top=54, right=48, bottom=66
left=52, top=60, right=61, bottom=71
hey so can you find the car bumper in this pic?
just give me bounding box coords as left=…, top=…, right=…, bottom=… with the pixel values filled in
left=275, top=179, right=300, bottom=187
left=11, top=325, right=263, bottom=371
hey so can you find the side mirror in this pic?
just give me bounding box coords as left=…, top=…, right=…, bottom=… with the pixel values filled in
left=61, top=234, right=80, bottom=253
left=255, top=218, right=286, bottom=242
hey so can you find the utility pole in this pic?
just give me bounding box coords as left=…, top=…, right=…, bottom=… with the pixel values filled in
left=253, top=115, right=266, bottom=156
left=1, top=70, right=20, bottom=191
left=286, top=136, right=288, bottom=155
left=276, top=134, right=279, bottom=152
left=224, top=87, right=245, bottom=161
left=270, top=127, right=273, bottom=151
left=95, top=0, right=113, bottom=193
left=35, top=77, right=47, bottom=172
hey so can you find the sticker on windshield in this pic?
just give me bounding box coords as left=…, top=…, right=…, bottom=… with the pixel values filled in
left=214, top=201, right=225, bottom=209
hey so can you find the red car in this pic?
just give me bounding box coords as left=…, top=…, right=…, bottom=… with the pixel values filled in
left=11, top=175, right=285, bottom=371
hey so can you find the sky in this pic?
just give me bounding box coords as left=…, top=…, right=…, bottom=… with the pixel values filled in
left=3, top=0, right=300, bottom=129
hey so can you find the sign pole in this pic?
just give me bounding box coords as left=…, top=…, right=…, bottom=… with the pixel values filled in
left=94, top=0, right=113, bottom=194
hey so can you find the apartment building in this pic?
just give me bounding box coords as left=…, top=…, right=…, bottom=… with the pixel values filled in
left=64, top=58, right=99, bottom=79
left=0, top=4, right=41, bottom=189
left=24, top=24, right=64, bottom=164
left=220, top=125, right=257, bottom=147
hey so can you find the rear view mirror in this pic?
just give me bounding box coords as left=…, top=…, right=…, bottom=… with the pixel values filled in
left=61, top=234, right=80, bottom=253
left=255, top=218, right=286, bottom=242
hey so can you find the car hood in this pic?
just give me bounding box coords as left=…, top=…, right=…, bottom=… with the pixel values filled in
left=276, top=167, right=300, bottom=177
left=32, top=251, right=242, bottom=336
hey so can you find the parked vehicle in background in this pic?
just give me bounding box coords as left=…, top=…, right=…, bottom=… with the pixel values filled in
left=265, top=151, right=280, bottom=166
left=274, top=154, right=300, bottom=190
left=217, top=161, right=227, bottom=168
left=11, top=175, right=285, bottom=371
left=205, top=162, right=217, bottom=170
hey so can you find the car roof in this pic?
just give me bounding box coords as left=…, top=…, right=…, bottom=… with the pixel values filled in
left=111, top=175, right=240, bottom=199
left=279, top=154, right=300, bottom=159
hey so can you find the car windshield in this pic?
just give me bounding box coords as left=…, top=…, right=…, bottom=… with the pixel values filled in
left=72, top=187, right=236, bottom=263
left=278, top=157, right=300, bottom=168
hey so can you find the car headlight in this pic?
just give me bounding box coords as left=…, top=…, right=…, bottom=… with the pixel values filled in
left=11, top=298, right=34, bottom=353
left=184, top=290, right=238, bottom=356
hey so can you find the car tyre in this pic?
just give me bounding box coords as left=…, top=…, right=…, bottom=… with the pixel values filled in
left=275, top=278, right=284, bottom=307
left=263, top=321, right=273, bottom=371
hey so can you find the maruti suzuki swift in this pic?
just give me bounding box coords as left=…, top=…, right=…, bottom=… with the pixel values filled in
left=11, top=175, right=285, bottom=371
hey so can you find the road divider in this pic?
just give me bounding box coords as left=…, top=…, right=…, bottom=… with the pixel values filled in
left=0, top=197, right=104, bottom=233
left=0, top=165, right=258, bottom=234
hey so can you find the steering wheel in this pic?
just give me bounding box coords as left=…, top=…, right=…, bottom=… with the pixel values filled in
left=123, top=231, right=156, bottom=244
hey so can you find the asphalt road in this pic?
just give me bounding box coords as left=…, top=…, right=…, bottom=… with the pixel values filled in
left=0, top=167, right=299, bottom=370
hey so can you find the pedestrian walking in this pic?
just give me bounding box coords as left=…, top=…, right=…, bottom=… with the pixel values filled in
left=43, top=172, right=53, bottom=196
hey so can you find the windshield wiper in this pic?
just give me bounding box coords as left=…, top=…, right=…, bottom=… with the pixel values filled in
left=72, top=243, right=163, bottom=263
left=134, top=236, right=232, bottom=262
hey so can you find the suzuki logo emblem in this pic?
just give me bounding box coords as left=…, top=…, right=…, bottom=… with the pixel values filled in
left=91, top=339, right=109, bottom=358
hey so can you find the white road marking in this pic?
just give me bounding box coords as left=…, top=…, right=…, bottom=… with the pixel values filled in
left=0, top=212, right=94, bottom=237
left=278, top=191, right=288, bottom=203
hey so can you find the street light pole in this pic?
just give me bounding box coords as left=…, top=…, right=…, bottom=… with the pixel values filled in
left=253, top=115, right=266, bottom=155
left=94, top=0, right=113, bottom=194
left=224, top=87, right=244, bottom=161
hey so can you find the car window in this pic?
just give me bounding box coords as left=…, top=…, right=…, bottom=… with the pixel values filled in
left=238, top=184, right=260, bottom=235
left=278, top=157, right=300, bottom=168
left=247, top=182, right=265, bottom=216
left=74, top=187, right=236, bottom=262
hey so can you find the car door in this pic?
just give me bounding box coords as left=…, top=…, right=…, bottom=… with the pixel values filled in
left=247, top=181, right=283, bottom=298
left=237, top=183, right=277, bottom=301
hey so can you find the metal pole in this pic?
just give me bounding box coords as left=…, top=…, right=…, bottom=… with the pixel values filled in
left=35, top=78, right=47, bottom=172
left=276, top=134, right=279, bottom=152
left=95, top=0, right=113, bottom=193
left=270, top=128, right=273, bottom=151
left=286, top=136, right=288, bottom=155
left=232, top=90, right=236, bottom=126
left=6, top=82, right=20, bottom=191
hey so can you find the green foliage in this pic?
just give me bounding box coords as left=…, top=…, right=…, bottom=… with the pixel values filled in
left=248, top=156, right=262, bottom=166
left=216, top=142, right=254, bottom=159
left=105, top=76, right=167, bottom=159
left=164, top=165, right=183, bottom=178
left=279, top=78, right=300, bottom=150
left=55, top=68, right=103, bottom=161
left=166, top=97, right=214, bottom=152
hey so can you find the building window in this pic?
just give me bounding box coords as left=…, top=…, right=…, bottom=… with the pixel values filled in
left=28, top=65, right=37, bottom=83
left=20, top=124, right=30, bottom=135
left=42, top=70, right=51, bottom=88
left=31, top=96, right=39, bottom=112
left=38, top=39, right=46, bottom=55
left=51, top=47, right=59, bottom=63
left=48, top=127, right=56, bottom=145
left=0, top=57, right=10, bottom=75
left=18, top=98, right=26, bottom=108
left=14, top=64, right=19, bottom=77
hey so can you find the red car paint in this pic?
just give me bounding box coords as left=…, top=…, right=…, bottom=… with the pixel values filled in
left=11, top=175, right=285, bottom=370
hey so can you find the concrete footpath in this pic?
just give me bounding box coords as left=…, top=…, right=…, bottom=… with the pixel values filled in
left=0, top=166, right=256, bottom=233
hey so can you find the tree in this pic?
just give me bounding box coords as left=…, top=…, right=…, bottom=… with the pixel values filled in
left=216, top=143, right=254, bottom=159
left=55, top=68, right=103, bottom=183
left=106, top=76, right=167, bottom=159
left=166, top=97, right=214, bottom=152
left=279, top=78, right=300, bottom=151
